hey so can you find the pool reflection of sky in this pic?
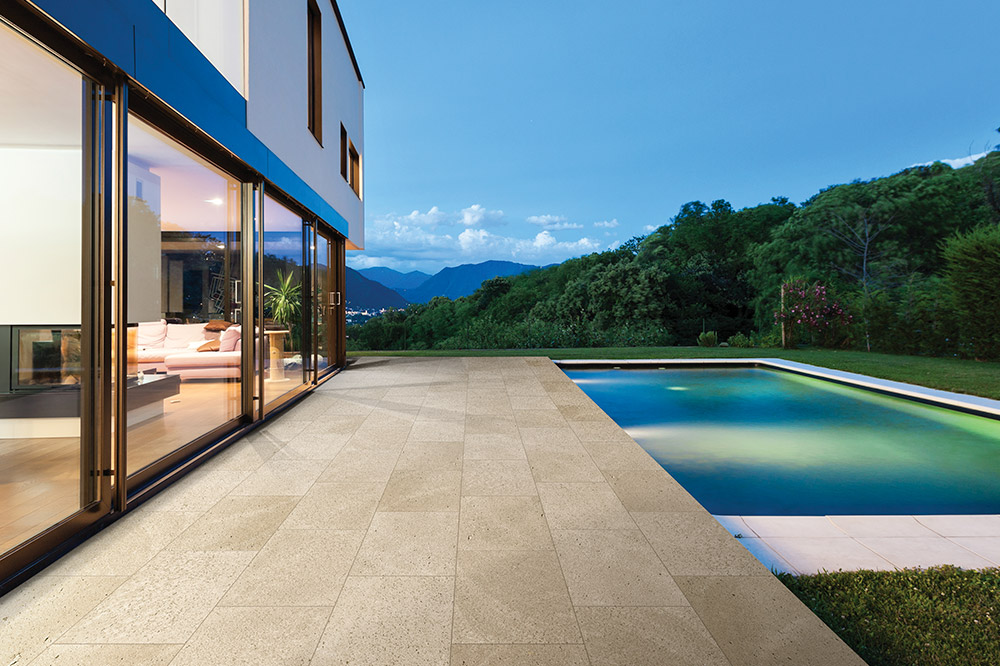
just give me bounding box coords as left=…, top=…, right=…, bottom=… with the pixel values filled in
left=566, top=368, right=1000, bottom=516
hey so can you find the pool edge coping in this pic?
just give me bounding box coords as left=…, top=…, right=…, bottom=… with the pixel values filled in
left=554, top=357, right=1000, bottom=420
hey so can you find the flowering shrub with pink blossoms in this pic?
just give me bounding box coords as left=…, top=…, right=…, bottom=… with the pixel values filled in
left=774, top=279, right=853, bottom=347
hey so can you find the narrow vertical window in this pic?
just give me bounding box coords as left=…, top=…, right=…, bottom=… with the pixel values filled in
left=340, top=124, right=348, bottom=179
left=349, top=142, right=361, bottom=196
left=307, top=0, right=323, bottom=143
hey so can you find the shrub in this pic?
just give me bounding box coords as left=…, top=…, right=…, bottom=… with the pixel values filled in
left=943, top=223, right=1000, bottom=360
left=774, top=279, right=853, bottom=348
left=750, top=327, right=782, bottom=348
left=697, top=330, right=718, bottom=347
left=727, top=332, right=753, bottom=348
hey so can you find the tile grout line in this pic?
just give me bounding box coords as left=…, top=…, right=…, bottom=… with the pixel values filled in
left=305, top=372, right=414, bottom=666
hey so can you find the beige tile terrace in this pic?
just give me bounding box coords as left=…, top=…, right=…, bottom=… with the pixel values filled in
left=1, top=356, right=863, bottom=665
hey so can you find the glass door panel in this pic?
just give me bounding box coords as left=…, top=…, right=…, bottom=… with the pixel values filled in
left=123, top=116, right=243, bottom=477
left=262, top=195, right=307, bottom=407
left=0, top=23, right=104, bottom=555
left=315, top=232, right=331, bottom=375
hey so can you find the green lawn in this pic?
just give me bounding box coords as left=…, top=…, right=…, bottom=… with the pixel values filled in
left=780, top=566, right=1000, bottom=666
left=349, top=347, right=1000, bottom=400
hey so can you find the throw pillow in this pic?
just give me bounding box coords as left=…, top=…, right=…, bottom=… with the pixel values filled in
left=219, top=325, right=241, bottom=352
left=198, top=340, right=221, bottom=352
left=204, top=319, right=233, bottom=332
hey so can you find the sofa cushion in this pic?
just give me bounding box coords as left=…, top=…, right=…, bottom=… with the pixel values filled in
left=219, top=325, right=241, bottom=352
left=198, top=340, right=221, bottom=352
left=204, top=319, right=233, bottom=332
left=137, top=320, right=167, bottom=348
left=163, top=351, right=241, bottom=368
left=164, top=323, right=211, bottom=348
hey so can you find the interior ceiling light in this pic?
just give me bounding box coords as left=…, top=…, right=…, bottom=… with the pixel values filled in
left=205, top=197, right=224, bottom=206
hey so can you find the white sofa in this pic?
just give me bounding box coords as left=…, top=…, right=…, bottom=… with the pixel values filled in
left=136, top=320, right=241, bottom=379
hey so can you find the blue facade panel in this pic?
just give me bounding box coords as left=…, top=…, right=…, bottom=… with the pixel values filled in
left=29, top=0, right=349, bottom=237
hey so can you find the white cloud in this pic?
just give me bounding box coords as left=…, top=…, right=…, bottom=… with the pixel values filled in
left=526, top=214, right=583, bottom=230
left=460, top=204, right=505, bottom=227
left=910, top=151, right=989, bottom=170
left=643, top=224, right=659, bottom=232
left=353, top=206, right=603, bottom=272
left=608, top=240, right=622, bottom=250
left=594, top=219, right=619, bottom=229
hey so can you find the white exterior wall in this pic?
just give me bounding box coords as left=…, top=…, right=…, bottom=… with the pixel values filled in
left=246, top=0, right=364, bottom=248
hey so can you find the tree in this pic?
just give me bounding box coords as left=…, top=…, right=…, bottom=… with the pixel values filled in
left=942, top=223, right=1000, bottom=359
left=826, top=208, right=896, bottom=351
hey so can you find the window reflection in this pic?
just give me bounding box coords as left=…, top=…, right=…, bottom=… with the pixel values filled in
left=262, top=195, right=307, bottom=406
left=124, top=116, right=242, bottom=476
left=0, top=23, right=93, bottom=554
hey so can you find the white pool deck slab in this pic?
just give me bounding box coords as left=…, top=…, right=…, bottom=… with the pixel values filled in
left=715, top=514, right=1000, bottom=575
left=1, top=357, right=867, bottom=666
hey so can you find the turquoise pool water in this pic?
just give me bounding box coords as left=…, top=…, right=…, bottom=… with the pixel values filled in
left=565, top=368, right=1000, bottom=515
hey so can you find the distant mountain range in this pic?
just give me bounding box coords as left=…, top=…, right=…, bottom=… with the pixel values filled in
left=358, top=267, right=432, bottom=291
left=345, top=268, right=408, bottom=311
left=396, top=261, right=539, bottom=303
left=347, top=260, right=541, bottom=313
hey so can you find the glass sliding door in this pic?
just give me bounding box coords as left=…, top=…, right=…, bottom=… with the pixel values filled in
left=0, top=22, right=107, bottom=557
left=314, top=230, right=331, bottom=376
left=262, top=194, right=308, bottom=408
left=123, top=116, right=243, bottom=478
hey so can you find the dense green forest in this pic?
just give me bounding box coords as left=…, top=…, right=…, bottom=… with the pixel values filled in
left=348, top=151, right=1000, bottom=359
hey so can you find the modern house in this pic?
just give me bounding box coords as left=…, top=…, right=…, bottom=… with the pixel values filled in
left=0, top=0, right=364, bottom=591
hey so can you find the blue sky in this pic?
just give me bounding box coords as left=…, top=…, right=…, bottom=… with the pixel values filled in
left=337, top=0, right=1000, bottom=274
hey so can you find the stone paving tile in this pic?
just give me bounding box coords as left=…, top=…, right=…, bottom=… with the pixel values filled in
left=396, top=441, right=464, bottom=471
left=219, top=529, right=364, bottom=607
left=857, top=536, right=995, bottom=570
left=318, top=446, right=399, bottom=483
left=526, top=447, right=605, bottom=483
left=675, top=575, right=867, bottom=665
left=741, top=516, right=847, bottom=538
left=633, top=512, right=768, bottom=577
left=462, top=459, right=537, bottom=496
left=948, top=536, right=1000, bottom=564
left=551, top=529, right=687, bottom=606
left=579, top=439, right=663, bottom=472
left=453, top=549, right=580, bottom=644
left=603, top=470, right=704, bottom=512
left=827, top=515, right=939, bottom=538
left=450, top=644, right=590, bottom=666
left=170, top=606, right=330, bottom=665
left=577, top=606, right=730, bottom=666
left=0, top=575, right=126, bottom=666
left=463, top=433, right=526, bottom=460
left=351, top=511, right=459, bottom=576
left=30, top=644, right=182, bottom=665
left=536, top=482, right=634, bottom=530
left=57, top=551, right=254, bottom=644
left=459, top=496, right=553, bottom=551
left=141, top=469, right=250, bottom=512
left=914, top=514, right=1000, bottom=536
left=313, top=576, right=453, bottom=666
left=166, top=496, right=298, bottom=551
left=281, top=482, right=384, bottom=530
left=229, top=459, right=326, bottom=496
left=763, top=537, right=896, bottom=573
left=46, top=509, right=200, bottom=577
left=378, top=469, right=462, bottom=512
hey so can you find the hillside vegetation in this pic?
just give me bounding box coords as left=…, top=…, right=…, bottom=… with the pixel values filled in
left=349, top=153, right=1000, bottom=359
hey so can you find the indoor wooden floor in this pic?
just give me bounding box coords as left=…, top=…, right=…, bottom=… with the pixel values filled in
left=0, top=379, right=242, bottom=555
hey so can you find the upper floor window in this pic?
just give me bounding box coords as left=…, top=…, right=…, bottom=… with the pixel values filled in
left=340, top=124, right=360, bottom=197
left=153, top=0, right=246, bottom=96
left=307, top=0, right=323, bottom=143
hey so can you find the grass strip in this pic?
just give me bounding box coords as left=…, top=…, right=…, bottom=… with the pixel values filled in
left=779, top=566, right=1000, bottom=666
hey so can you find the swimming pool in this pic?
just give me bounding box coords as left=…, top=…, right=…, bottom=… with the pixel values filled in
left=565, top=367, right=1000, bottom=515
